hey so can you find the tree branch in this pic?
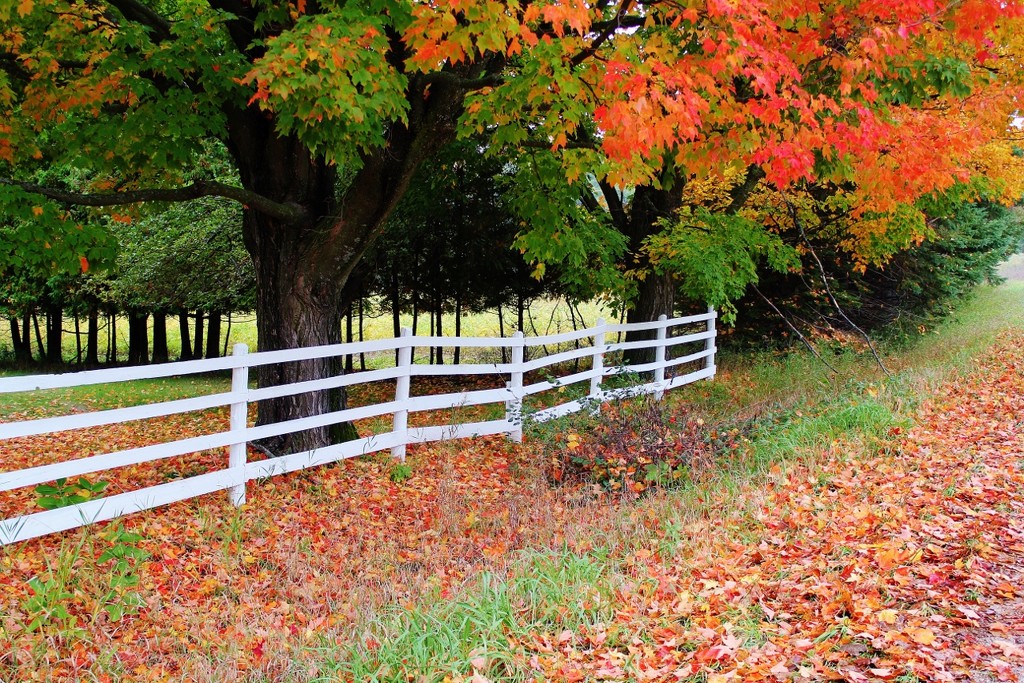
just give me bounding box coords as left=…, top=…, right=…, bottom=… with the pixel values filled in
left=418, top=71, right=504, bottom=91
left=104, top=0, right=173, bottom=42
left=751, top=284, right=838, bottom=374
left=206, top=0, right=261, bottom=57
left=598, top=179, right=628, bottom=227
left=724, top=164, right=765, bottom=214
left=569, top=0, right=637, bottom=68
left=785, top=197, right=891, bottom=377
left=0, top=177, right=309, bottom=224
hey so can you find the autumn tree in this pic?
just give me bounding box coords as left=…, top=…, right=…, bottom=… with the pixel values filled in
left=494, top=2, right=1024, bottom=358
left=2, top=0, right=1021, bottom=453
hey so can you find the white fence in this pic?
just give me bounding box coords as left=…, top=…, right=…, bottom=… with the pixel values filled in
left=0, top=311, right=717, bottom=545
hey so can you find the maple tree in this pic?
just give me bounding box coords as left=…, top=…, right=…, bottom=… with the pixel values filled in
left=2, top=0, right=1022, bottom=452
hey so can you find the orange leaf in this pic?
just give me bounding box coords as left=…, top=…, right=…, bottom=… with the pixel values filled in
left=908, top=627, right=936, bottom=645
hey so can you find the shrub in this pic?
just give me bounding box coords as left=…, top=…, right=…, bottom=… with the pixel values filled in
left=546, top=398, right=742, bottom=493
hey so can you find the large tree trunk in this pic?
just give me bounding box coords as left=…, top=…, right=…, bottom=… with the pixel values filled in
left=619, top=185, right=684, bottom=369
left=224, top=65, right=471, bottom=456
left=10, top=316, right=32, bottom=365
left=248, top=215, right=356, bottom=455
left=178, top=311, right=192, bottom=361
left=192, top=311, right=205, bottom=360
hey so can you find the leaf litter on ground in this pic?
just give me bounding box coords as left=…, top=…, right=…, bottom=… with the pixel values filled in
left=0, top=333, right=1022, bottom=682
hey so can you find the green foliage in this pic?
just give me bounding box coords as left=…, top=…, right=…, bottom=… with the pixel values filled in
left=245, top=10, right=410, bottom=164
left=366, top=137, right=562, bottom=329
left=0, top=166, right=116, bottom=281
left=389, top=462, right=413, bottom=484
left=508, top=154, right=630, bottom=303
left=327, top=548, right=617, bottom=681
left=22, top=576, right=77, bottom=634
left=97, top=525, right=151, bottom=622
left=875, top=202, right=1024, bottom=329
left=109, top=195, right=254, bottom=314
left=34, top=477, right=109, bottom=510
left=645, top=208, right=800, bottom=323
left=880, top=56, right=975, bottom=106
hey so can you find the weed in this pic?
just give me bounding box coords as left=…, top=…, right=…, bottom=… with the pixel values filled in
left=389, top=462, right=414, bottom=484
left=97, top=524, right=151, bottom=622
left=34, top=477, right=109, bottom=510
left=545, top=397, right=722, bottom=494
left=22, top=575, right=77, bottom=634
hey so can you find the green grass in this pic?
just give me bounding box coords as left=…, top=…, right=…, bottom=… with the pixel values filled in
left=319, top=548, right=618, bottom=682
left=0, top=375, right=232, bottom=418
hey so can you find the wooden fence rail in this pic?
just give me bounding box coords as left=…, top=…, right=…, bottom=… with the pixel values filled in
left=0, top=310, right=717, bottom=545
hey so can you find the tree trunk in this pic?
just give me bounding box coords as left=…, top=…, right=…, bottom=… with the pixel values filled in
left=74, top=313, right=82, bottom=365
left=391, top=265, right=401, bottom=364
left=152, top=312, right=169, bottom=363
left=178, top=311, right=192, bottom=361
left=249, top=225, right=357, bottom=455
left=205, top=311, right=222, bottom=359
left=358, top=297, right=366, bottom=371
left=85, top=307, right=99, bottom=366
left=620, top=185, right=684, bottom=368
left=223, top=65, right=473, bottom=455
left=344, top=303, right=354, bottom=373
left=45, top=304, right=62, bottom=365
left=517, top=292, right=525, bottom=333
left=107, top=313, right=117, bottom=363
left=22, top=311, right=32, bottom=362
left=10, top=316, right=32, bottom=365
left=192, top=311, right=205, bottom=360
left=497, top=303, right=506, bottom=363
left=127, top=310, right=149, bottom=365
left=454, top=288, right=462, bottom=365
left=32, top=312, right=44, bottom=363
left=435, top=303, right=444, bottom=365
left=624, top=273, right=676, bottom=367
left=223, top=313, right=232, bottom=357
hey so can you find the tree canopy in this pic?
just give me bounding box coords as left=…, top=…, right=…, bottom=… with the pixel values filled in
left=2, top=0, right=1022, bottom=453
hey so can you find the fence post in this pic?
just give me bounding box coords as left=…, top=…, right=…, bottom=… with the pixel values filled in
left=705, top=305, right=717, bottom=378
left=392, top=327, right=413, bottom=461
left=653, top=314, right=668, bottom=400
left=506, top=331, right=525, bottom=442
left=228, top=343, right=249, bottom=507
left=589, top=317, right=606, bottom=413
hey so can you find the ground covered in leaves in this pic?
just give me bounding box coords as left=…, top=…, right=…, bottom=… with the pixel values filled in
left=507, top=337, right=1024, bottom=683
left=1, top=333, right=1023, bottom=682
